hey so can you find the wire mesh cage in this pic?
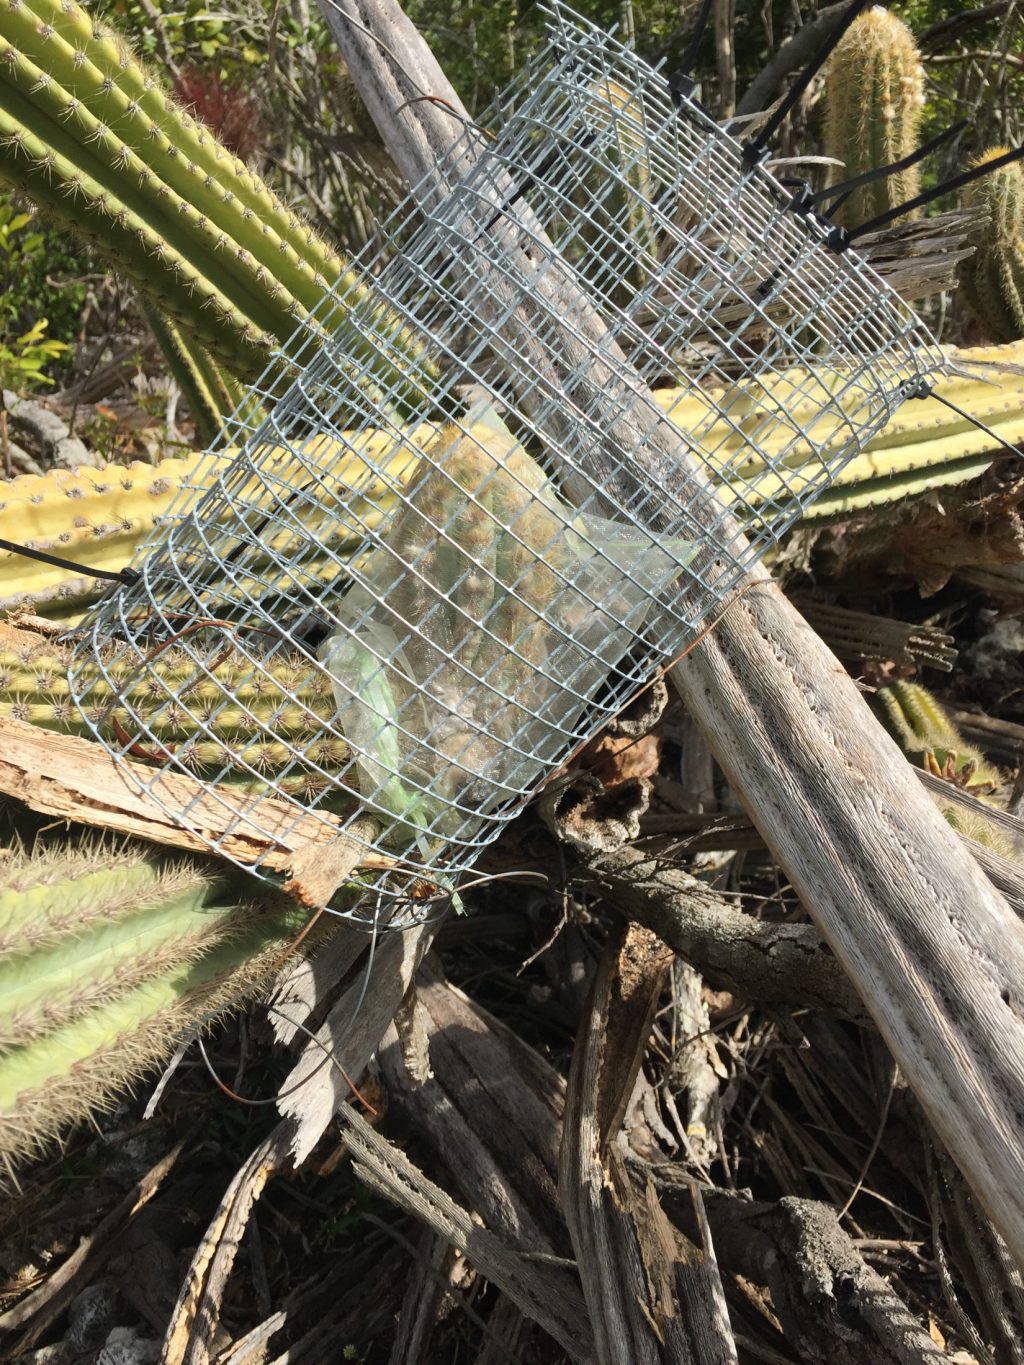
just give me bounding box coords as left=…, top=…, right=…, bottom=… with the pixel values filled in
left=68, top=3, right=944, bottom=925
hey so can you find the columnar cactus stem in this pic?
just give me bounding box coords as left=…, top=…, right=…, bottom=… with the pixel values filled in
left=140, top=305, right=266, bottom=448
left=823, top=7, right=926, bottom=227
left=958, top=148, right=1024, bottom=343
left=2, top=349, right=1022, bottom=613
left=0, top=833, right=307, bottom=1166
left=0, top=0, right=431, bottom=394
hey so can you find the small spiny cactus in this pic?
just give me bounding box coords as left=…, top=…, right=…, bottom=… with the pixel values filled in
left=823, top=7, right=926, bottom=227
left=958, top=148, right=1024, bottom=343
left=0, top=836, right=307, bottom=1167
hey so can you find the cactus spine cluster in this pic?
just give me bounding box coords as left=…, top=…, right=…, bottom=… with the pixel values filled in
left=958, top=148, right=1024, bottom=343
left=0, top=0, right=427, bottom=395
left=0, top=837, right=306, bottom=1166
left=876, top=681, right=1014, bottom=855
left=823, top=7, right=926, bottom=228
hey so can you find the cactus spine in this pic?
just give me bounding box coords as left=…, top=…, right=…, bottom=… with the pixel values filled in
left=823, top=7, right=925, bottom=227
left=0, top=423, right=415, bottom=613
left=958, top=148, right=1024, bottom=343
left=0, top=837, right=307, bottom=1165
left=0, top=0, right=428, bottom=395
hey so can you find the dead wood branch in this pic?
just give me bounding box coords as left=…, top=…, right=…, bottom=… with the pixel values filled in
left=575, top=844, right=865, bottom=1018
left=538, top=770, right=652, bottom=856
left=320, top=0, right=1024, bottom=1265
left=335, top=1099, right=596, bottom=1362
left=379, top=962, right=569, bottom=1256
left=0, top=716, right=359, bottom=890
left=795, top=600, right=958, bottom=671
left=163, top=1124, right=297, bottom=1365
left=387, top=1228, right=456, bottom=1365
left=702, top=1195, right=947, bottom=1362
left=559, top=922, right=735, bottom=1363
left=277, top=918, right=439, bottom=1163
left=0, top=1134, right=190, bottom=1354
left=735, top=2, right=849, bottom=116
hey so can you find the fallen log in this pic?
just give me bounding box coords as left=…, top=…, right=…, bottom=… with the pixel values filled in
left=321, top=0, right=1024, bottom=1266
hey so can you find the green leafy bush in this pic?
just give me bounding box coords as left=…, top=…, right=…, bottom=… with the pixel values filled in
left=0, top=194, right=86, bottom=388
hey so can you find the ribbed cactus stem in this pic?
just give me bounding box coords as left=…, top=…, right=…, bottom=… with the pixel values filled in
left=879, top=680, right=961, bottom=751
left=823, top=7, right=925, bottom=227
left=0, top=641, right=353, bottom=796
left=0, top=844, right=191, bottom=956
left=19, top=0, right=344, bottom=289
left=3, top=349, right=1024, bottom=618
left=0, top=882, right=242, bottom=1048
left=877, top=681, right=1003, bottom=791
left=959, top=148, right=1024, bottom=343
left=0, top=910, right=303, bottom=1166
left=0, top=0, right=431, bottom=395
left=141, top=305, right=266, bottom=447
left=0, top=35, right=307, bottom=347
left=0, top=102, right=272, bottom=373
left=6, top=0, right=338, bottom=319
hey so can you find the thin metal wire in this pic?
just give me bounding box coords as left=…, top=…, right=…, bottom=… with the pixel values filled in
left=68, top=3, right=944, bottom=929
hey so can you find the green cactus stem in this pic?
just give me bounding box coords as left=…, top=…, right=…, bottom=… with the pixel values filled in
left=0, top=637, right=354, bottom=801
left=877, top=680, right=1003, bottom=794
left=958, top=147, right=1024, bottom=344
left=823, top=7, right=925, bottom=227
left=0, top=0, right=430, bottom=397
left=0, top=835, right=308, bottom=1167
left=141, top=305, right=267, bottom=449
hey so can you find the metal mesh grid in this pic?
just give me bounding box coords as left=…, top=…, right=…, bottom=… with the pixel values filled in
left=68, top=4, right=943, bottom=925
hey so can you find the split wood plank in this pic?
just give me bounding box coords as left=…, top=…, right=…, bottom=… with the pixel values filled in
left=0, top=715, right=360, bottom=894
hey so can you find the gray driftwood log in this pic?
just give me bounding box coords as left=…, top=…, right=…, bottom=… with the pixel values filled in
left=318, top=0, right=1024, bottom=1267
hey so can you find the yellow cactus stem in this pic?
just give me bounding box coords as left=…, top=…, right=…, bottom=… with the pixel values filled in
left=3, top=345, right=1024, bottom=616
left=958, top=147, right=1024, bottom=343
left=823, top=7, right=926, bottom=227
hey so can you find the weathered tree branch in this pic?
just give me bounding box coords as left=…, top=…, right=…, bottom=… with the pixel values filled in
left=318, top=0, right=1024, bottom=1267
left=735, top=2, right=849, bottom=116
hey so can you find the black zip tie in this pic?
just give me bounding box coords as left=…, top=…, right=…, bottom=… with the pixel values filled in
left=742, top=0, right=873, bottom=164
left=0, top=536, right=141, bottom=585
left=847, top=142, right=1024, bottom=243
left=927, top=388, right=1024, bottom=462
left=813, top=119, right=969, bottom=211
left=670, top=0, right=714, bottom=98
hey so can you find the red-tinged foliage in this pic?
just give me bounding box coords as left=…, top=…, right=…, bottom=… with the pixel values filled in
left=173, top=67, right=265, bottom=161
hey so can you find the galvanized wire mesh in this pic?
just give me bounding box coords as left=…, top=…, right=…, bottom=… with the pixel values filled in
left=68, top=3, right=944, bottom=926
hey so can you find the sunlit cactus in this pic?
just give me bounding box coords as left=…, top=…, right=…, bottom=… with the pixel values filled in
left=0, top=0, right=428, bottom=396
left=958, top=148, right=1024, bottom=343
left=0, top=837, right=306, bottom=1167
left=823, top=7, right=926, bottom=227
